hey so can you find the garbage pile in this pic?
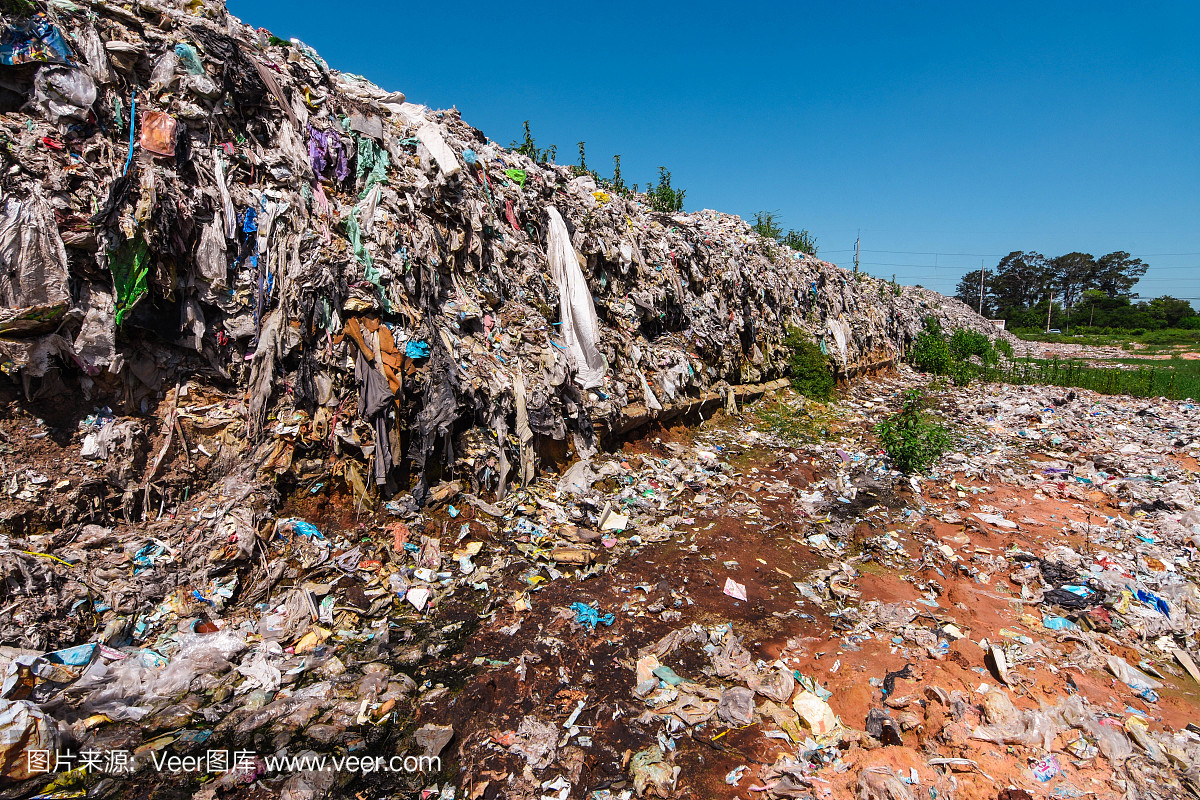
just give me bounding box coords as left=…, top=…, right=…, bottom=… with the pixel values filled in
left=0, top=0, right=1005, bottom=514
left=11, top=1, right=1172, bottom=798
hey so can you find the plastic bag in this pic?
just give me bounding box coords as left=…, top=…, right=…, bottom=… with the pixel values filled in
left=174, top=43, right=205, bottom=74
left=971, top=691, right=1063, bottom=750
left=33, top=66, right=96, bottom=125
left=793, top=691, right=839, bottom=736
left=629, top=746, right=677, bottom=798
left=1106, top=655, right=1161, bottom=702
left=0, top=699, right=58, bottom=780
left=1085, top=717, right=1133, bottom=761
left=748, top=665, right=796, bottom=703
left=140, top=111, right=178, bottom=157
left=856, top=767, right=914, bottom=800
left=717, top=686, right=755, bottom=726
left=149, top=49, right=177, bottom=93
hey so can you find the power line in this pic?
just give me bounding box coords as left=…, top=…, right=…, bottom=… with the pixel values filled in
left=858, top=249, right=1200, bottom=258
left=841, top=260, right=1200, bottom=272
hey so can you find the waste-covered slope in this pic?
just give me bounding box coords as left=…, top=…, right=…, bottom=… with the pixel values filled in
left=0, top=0, right=1006, bottom=511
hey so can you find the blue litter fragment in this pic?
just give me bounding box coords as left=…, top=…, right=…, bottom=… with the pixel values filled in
left=570, top=602, right=614, bottom=631
left=46, top=643, right=97, bottom=666
left=279, top=518, right=325, bottom=540
left=1136, top=589, right=1170, bottom=615
left=406, top=340, right=431, bottom=359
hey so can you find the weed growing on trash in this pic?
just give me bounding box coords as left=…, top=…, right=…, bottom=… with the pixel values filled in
left=752, top=210, right=785, bottom=241
left=647, top=166, right=685, bottom=212
left=783, top=327, right=834, bottom=400
left=752, top=212, right=818, bottom=258
left=874, top=389, right=950, bottom=473
left=754, top=397, right=836, bottom=444
left=781, top=227, right=818, bottom=256
left=510, top=120, right=557, bottom=163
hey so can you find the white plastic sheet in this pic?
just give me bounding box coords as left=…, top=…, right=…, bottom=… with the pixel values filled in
left=416, top=122, right=461, bottom=177
left=546, top=206, right=605, bottom=389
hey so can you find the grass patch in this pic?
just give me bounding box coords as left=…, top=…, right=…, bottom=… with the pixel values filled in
left=1014, top=328, right=1200, bottom=347
left=753, top=397, right=838, bottom=446
left=994, top=357, right=1200, bottom=400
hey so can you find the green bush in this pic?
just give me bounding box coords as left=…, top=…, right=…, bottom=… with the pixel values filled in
left=1180, top=316, right=1200, bottom=330
left=875, top=390, right=950, bottom=474
left=908, top=330, right=952, bottom=375
left=948, top=329, right=998, bottom=365
left=783, top=327, right=834, bottom=401
left=782, top=229, right=818, bottom=256
left=907, top=319, right=1008, bottom=386
left=647, top=167, right=685, bottom=213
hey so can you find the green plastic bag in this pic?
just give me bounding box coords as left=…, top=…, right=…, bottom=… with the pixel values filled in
left=110, top=237, right=149, bottom=325
left=355, top=134, right=389, bottom=196
left=504, top=168, right=526, bottom=188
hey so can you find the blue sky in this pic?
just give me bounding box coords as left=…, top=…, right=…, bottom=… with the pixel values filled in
left=229, top=1, right=1200, bottom=300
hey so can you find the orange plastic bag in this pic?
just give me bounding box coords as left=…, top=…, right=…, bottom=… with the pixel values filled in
left=140, top=110, right=177, bottom=157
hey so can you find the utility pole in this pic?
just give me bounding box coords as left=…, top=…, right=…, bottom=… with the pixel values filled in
left=978, top=259, right=986, bottom=317
left=1046, top=291, right=1053, bottom=332
left=853, top=232, right=860, bottom=274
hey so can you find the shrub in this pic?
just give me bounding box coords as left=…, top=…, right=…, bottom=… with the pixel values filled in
left=752, top=211, right=784, bottom=241
left=782, top=229, right=818, bottom=256
left=783, top=327, right=834, bottom=401
left=647, top=167, right=685, bottom=213
left=875, top=390, right=950, bottom=474
left=948, top=329, right=998, bottom=366
left=510, top=121, right=557, bottom=164
left=908, top=330, right=952, bottom=375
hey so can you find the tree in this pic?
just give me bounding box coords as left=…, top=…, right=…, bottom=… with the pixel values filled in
left=1092, top=251, right=1148, bottom=297
left=1148, top=296, right=1195, bottom=328
left=1051, top=252, right=1096, bottom=325
left=989, top=251, right=1052, bottom=314
left=954, top=269, right=992, bottom=316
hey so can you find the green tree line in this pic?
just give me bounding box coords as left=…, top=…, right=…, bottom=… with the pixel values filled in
left=954, top=251, right=1198, bottom=332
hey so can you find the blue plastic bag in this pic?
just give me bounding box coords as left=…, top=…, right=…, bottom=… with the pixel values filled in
left=570, top=602, right=614, bottom=631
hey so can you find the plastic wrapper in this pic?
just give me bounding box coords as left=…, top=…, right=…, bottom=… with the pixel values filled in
left=32, top=65, right=96, bottom=125
left=148, top=49, right=178, bottom=94
left=140, top=111, right=178, bottom=157
left=0, top=699, right=58, bottom=781
left=856, top=767, right=913, bottom=800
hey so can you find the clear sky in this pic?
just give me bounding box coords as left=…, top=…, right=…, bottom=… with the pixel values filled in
left=229, top=0, right=1199, bottom=300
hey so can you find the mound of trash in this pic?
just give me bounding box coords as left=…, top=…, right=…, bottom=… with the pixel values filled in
left=0, top=1, right=1036, bottom=797
left=0, top=0, right=1004, bottom=510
